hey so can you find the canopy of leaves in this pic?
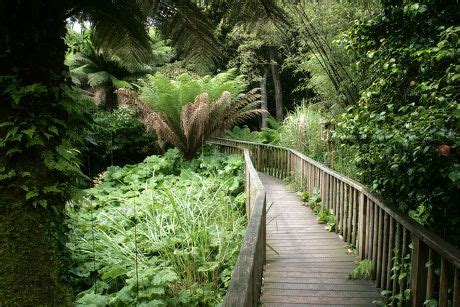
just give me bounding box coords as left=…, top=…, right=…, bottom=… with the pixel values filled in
left=65, top=28, right=171, bottom=90
left=282, top=0, right=379, bottom=108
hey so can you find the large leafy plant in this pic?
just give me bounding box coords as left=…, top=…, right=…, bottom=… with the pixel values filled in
left=137, top=69, right=247, bottom=124
left=66, top=148, right=246, bottom=305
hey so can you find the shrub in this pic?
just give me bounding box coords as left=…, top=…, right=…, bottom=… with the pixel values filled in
left=225, top=117, right=280, bottom=144
left=349, top=260, right=373, bottom=280
left=82, top=105, right=158, bottom=174
left=278, top=105, right=327, bottom=163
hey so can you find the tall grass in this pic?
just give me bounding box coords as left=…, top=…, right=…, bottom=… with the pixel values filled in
left=278, top=105, right=327, bottom=163
left=277, top=104, right=359, bottom=179
left=66, top=148, right=246, bottom=305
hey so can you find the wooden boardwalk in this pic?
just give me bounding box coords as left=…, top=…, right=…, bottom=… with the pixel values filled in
left=259, top=173, right=381, bottom=306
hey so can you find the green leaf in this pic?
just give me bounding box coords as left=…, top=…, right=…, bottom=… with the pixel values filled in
left=101, top=267, right=127, bottom=280
left=25, top=191, right=38, bottom=200
left=76, top=293, right=109, bottom=306
left=381, top=290, right=392, bottom=296
left=22, top=127, right=36, bottom=138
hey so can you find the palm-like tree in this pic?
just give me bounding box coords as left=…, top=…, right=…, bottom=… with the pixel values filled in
left=0, top=0, right=285, bottom=304
left=66, top=28, right=172, bottom=108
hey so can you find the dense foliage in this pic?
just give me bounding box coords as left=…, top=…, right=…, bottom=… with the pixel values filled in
left=2, top=0, right=459, bottom=304
left=225, top=117, right=280, bottom=144
left=0, top=0, right=287, bottom=304
left=66, top=148, right=246, bottom=305
left=65, top=28, right=172, bottom=108
left=278, top=105, right=327, bottom=162
left=283, top=0, right=379, bottom=108
left=0, top=76, right=87, bottom=209
left=336, top=1, right=460, bottom=240
left=83, top=105, right=158, bottom=174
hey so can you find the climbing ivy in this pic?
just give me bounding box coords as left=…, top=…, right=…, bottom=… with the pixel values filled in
left=0, top=76, right=87, bottom=209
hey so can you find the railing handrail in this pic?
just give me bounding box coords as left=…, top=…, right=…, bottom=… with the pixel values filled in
left=207, top=142, right=266, bottom=306
left=242, top=149, right=264, bottom=191
left=211, top=137, right=460, bottom=267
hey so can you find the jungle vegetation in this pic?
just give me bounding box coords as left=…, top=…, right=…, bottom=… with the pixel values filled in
left=0, top=0, right=458, bottom=305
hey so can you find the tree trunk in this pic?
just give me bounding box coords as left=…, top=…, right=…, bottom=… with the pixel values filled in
left=269, top=47, right=284, bottom=121
left=0, top=1, right=73, bottom=305
left=260, top=66, right=269, bottom=128
left=94, top=85, right=108, bottom=106
left=94, top=86, right=118, bottom=110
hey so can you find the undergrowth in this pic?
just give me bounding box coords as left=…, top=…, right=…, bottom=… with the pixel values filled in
left=349, top=259, right=373, bottom=280
left=306, top=188, right=336, bottom=232
left=65, top=147, right=246, bottom=305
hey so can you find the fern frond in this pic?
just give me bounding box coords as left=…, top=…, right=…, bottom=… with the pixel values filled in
left=225, top=109, right=268, bottom=126
left=115, top=88, right=184, bottom=150
left=146, top=112, right=184, bottom=151
left=158, top=0, right=219, bottom=69
left=221, top=0, right=288, bottom=27
left=72, top=0, right=152, bottom=65
left=123, top=70, right=264, bottom=159
left=88, top=71, right=112, bottom=87
left=180, top=93, right=210, bottom=152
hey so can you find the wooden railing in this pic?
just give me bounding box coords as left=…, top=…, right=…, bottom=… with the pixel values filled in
left=211, top=138, right=460, bottom=307
left=209, top=142, right=266, bottom=306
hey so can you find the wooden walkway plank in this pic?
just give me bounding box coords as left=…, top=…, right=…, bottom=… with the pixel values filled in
left=259, top=173, right=380, bottom=306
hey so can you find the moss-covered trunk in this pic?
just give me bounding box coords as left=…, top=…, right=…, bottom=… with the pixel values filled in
left=0, top=1, right=74, bottom=305
left=0, top=199, right=72, bottom=305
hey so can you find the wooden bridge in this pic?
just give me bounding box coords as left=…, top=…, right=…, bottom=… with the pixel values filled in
left=208, top=138, right=460, bottom=307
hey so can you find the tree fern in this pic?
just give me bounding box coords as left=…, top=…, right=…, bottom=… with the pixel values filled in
left=66, top=28, right=172, bottom=107
left=137, top=69, right=247, bottom=131
left=117, top=86, right=266, bottom=159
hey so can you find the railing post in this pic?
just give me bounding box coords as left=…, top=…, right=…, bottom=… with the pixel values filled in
left=320, top=171, right=325, bottom=207
left=300, top=158, right=304, bottom=190
left=358, top=193, right=367, bottom=259
left=257, top=146, right=262, bottom=171
left=411, top=236, right=429, bottom=307
left=287, top=151, right=291, bottom=178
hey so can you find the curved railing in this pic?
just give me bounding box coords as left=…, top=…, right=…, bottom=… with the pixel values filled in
left=211, top=137, right=460, bottom=307
left=209, top=142, right=266, bottom=306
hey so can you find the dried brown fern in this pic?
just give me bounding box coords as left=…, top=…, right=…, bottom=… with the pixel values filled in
left=180, top=93, right=211, bottom=158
